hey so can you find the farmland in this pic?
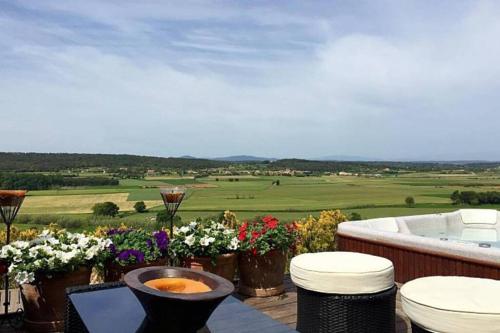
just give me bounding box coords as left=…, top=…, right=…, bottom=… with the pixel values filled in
left=16, top=172, right=500, bottom=229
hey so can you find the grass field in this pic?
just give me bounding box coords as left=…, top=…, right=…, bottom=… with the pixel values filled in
left=16, top=173, right=500, bottom=227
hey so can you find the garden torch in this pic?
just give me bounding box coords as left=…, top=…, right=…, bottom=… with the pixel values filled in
left=159, top=187, right=186, bottom=239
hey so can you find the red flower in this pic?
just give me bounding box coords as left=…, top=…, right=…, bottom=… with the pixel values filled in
left=262, top=215, right=279, bottom=229
left=251, top=248, right=257, bottom=256
left=238, top=231, right=247, bottom=241
left=266, top=219, right=278, bottom=229
left=250, top=231, right=260, bottom=243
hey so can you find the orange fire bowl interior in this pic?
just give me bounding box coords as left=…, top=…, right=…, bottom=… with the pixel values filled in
left=0, top=190, right=27, bottom=206
left=144, top=278, right=212, bottom=294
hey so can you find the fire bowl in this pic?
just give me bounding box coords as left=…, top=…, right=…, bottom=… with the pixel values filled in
left=124, top=266, right=234, bottom=333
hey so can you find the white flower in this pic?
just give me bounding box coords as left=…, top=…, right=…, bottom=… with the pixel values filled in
left=55, top=250, right=77, bottom=264
left=11, top=240, right=30, bottom=249
left=8, top=263, right=17, bottom=273
left=184, top=234, right=195, bottom=247
left=15, top=271, right=35, bottom=284
left=46, top=257, right=55, bottom=269
left=47, top=238, right=60, bottom=245
left=223, top=229, right=233, bottom=235
left=32, top=259, right=43, bottom=269
left=29, top=244, right=54, bottom=257
left=228, top=237, right=239, bottom=251
left=102, top=238, right=112, bottom=248
left=179, top=226, right=190, bottom=234
left=77, top=236, right=90, bottom=248
left=85, top=245, right=102, bottom=260
left=189, top=221, right=197, bottom=228
left=199, top=236, right=215, bottom=247
left=0, top=245, right=21, bottom=259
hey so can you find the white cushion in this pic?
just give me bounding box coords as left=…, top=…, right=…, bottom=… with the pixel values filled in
left=290, top=252, right=394, bottom=294
left=460, top=209, right=498, bottom=225
left=401, top=276, right=500, bottom=333
left=367, top=217, right=399, bottom=232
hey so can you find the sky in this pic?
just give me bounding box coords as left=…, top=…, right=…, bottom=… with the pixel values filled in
left=1, top=0, right=500, bottom=161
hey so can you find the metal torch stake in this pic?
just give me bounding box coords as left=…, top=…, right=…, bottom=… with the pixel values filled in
left=2, top=223, right=9, bottom=316
left=169, top=214, right=174, bottom=244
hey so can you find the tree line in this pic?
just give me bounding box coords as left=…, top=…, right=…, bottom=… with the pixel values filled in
left=0, top=152, right=228, bottom=172
left=0, top=152, right=498, bottom=173
left=0, top=173, right=119, bottom=190
left=451, top=190, right=500, bottom=205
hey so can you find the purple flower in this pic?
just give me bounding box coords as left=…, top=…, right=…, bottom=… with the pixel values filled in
left=153, top=231, right=169, bottom=251
left=117, top=249, right=145, bottom=263
left=109, top=244, right=116, bottom=254
left=146, top=239, right=153, bottom=248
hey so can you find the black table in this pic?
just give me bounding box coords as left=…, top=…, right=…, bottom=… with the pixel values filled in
left=66, top=283, right=297, bottom=333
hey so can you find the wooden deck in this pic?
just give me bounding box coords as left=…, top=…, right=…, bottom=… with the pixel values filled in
left=0, top=277, right=411, bottom=332
left=236, top=276, right=411, bottom=333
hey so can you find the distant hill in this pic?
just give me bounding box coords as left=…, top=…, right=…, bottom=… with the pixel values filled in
left=0, top=152, right=229, bottom=172
left=214, top=155, right=276, bottom=162
left=315, top=155, right=382, bottom=162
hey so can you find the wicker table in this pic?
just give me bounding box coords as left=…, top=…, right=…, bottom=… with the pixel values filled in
left=65, top=282, right=297, bottom=333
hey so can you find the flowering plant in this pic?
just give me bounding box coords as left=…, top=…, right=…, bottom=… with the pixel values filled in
left=296, top=210, right=347, bottom=254
left=0, top=229, right=111, bottom=284
left=169, top=221, right=239, bottom=262
left=104, top=228, right=169, bottom=266
left=238, top=215, right=298, bottom=256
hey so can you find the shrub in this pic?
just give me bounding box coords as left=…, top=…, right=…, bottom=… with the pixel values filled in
left=450, top=190, right=500, bottom=205
left=405, top=196, right=415, bottom=207
left=134, top=201, right=147, bottom=213
left=92, top=202, right=119, bottom=217
left=349, top=212, right=362, bottom=221
left=155, top=210, right=182, bottom=229
left=223, top=210, right=239, bottom=229
left=296, top=210, right=348, bottom=254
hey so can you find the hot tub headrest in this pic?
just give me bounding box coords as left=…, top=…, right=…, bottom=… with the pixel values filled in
left=367, top=217, right=399, bottom=233
left=459, top=209, right=498, bottom=225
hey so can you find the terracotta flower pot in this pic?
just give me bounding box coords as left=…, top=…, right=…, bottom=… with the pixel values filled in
left=20, top=266, right=91, bottom=332
left=238, top=249, right=287, bottom=297
left=183, top=253, right=237, bottom=282
left=104, top=258, right=167, bottom=282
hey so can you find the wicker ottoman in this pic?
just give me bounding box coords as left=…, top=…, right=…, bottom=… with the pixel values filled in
left=401, top=276, right=500, bottom=333
left=290, top=252, right=396, bottom=333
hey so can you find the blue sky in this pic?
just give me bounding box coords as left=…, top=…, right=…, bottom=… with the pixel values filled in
left=1, top=1, right=500, bottom=160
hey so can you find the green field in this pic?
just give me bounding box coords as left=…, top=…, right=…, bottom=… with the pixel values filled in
left=16, top=173, right=500, bottom=228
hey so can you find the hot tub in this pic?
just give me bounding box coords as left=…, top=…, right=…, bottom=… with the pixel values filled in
left=337, top=209, right=500, bottom=282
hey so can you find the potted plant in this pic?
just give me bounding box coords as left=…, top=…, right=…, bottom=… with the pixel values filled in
left=169, top=221, right=239, bottom=281
left=237, top=215, right=298, bottom=297
left=0, top=229, right=110, bottom=332
left=103, top=227, right=169, bottom=282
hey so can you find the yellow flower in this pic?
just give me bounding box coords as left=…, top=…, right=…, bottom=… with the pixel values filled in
left=296, top=210, right=347, bottom=254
